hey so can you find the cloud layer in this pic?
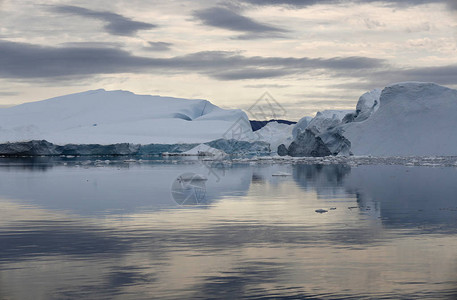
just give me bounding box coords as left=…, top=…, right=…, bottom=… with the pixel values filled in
left=146, top=41, right=173, bottom=52
left=237, top=0, right=452, bottom=8
left=52, top=5, right=156, bottom=36
left=194, top=7, right=287, bottom=39
left=0, top=40, right=386, bottom=80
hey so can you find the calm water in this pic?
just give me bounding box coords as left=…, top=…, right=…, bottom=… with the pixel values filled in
left=0, top=158, right=457, bottom=299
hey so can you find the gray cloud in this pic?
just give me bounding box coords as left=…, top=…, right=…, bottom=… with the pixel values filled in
left=0, top=40, right=387, bottom=81
left=447, top=0, right=457, bottom=10
left=193, top=7, right=287, bottom=39
left=51, top=5, right=156, bottom=36
left=0, top=91, right=18, bottom=96
left=377, top=65, right=457, bottom=85
left=59, top=42, right=124, bottom=48
left=10, top=39, right=457, bottom=87
left=146, top=41, right=173, bottom=52
left=0, top=40, right=150, bottom=78
left=237, top=0, right=336, bottom=7
left=237, top=0, right=454, bottom=9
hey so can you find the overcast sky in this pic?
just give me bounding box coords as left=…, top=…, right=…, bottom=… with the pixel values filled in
left=1, top=0, right=456, bottom=119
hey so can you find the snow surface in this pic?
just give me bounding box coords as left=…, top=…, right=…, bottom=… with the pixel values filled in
left=0, top=89, right=253, bottom=145
left=343, top=82, right=457, bottom=156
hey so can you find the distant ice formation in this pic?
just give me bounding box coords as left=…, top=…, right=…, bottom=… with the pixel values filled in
left=2, top=82, right=457, bottom=157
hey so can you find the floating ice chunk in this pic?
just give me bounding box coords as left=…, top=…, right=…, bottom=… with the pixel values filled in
left=182, top=144, right=226, bottom=158
left=177, top=173, right=207, bottom=181
left=272, top=171, right=292, bottom=176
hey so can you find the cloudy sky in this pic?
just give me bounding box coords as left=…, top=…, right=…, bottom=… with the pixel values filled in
left=1, top=0, right=456, bottom=119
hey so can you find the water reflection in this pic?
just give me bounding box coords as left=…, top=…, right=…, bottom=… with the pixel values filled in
left=0, top=162, right=252, bottom=214
left=171, top=173, right=208, bottom=205
left=293, top=164, right=352, bottom=198
left=345, top=165, right=457, bottom=232
left=0, top=161, right=456, bottom=299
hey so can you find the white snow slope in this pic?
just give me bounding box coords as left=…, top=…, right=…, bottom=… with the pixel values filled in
left=0, top=89, right=253, bottom=145
left=343, top=82, right=457, bottom=156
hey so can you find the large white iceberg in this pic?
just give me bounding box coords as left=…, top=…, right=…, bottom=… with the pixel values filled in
left=343, top=82, right=457, bottom=156
left=284, top=82, right=457, bottom=157
left=0, top=89, right=253, bottom=145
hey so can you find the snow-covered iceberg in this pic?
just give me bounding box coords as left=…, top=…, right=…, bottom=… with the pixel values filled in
left=283, top=82, right=457, bottom=157
left=344, top=82, right=457, bottom=156
left=0, top=89, right=253, bottom=145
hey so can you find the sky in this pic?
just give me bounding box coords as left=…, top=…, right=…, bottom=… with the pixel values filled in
left=1, top=0, right=457, bottom=120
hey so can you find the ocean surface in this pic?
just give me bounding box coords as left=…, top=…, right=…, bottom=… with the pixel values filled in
left=0, top=157, right=456, bottom=299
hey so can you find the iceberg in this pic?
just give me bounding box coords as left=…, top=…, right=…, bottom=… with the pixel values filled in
left=4, top=82, right=456, bottom=158
left=343, top=82, right=457, bottom=156
left=279, top=110, right=354, bottom=157
left=285, top=82, right=457, bottom=157
left=0, top=89, right=253, bottom=145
